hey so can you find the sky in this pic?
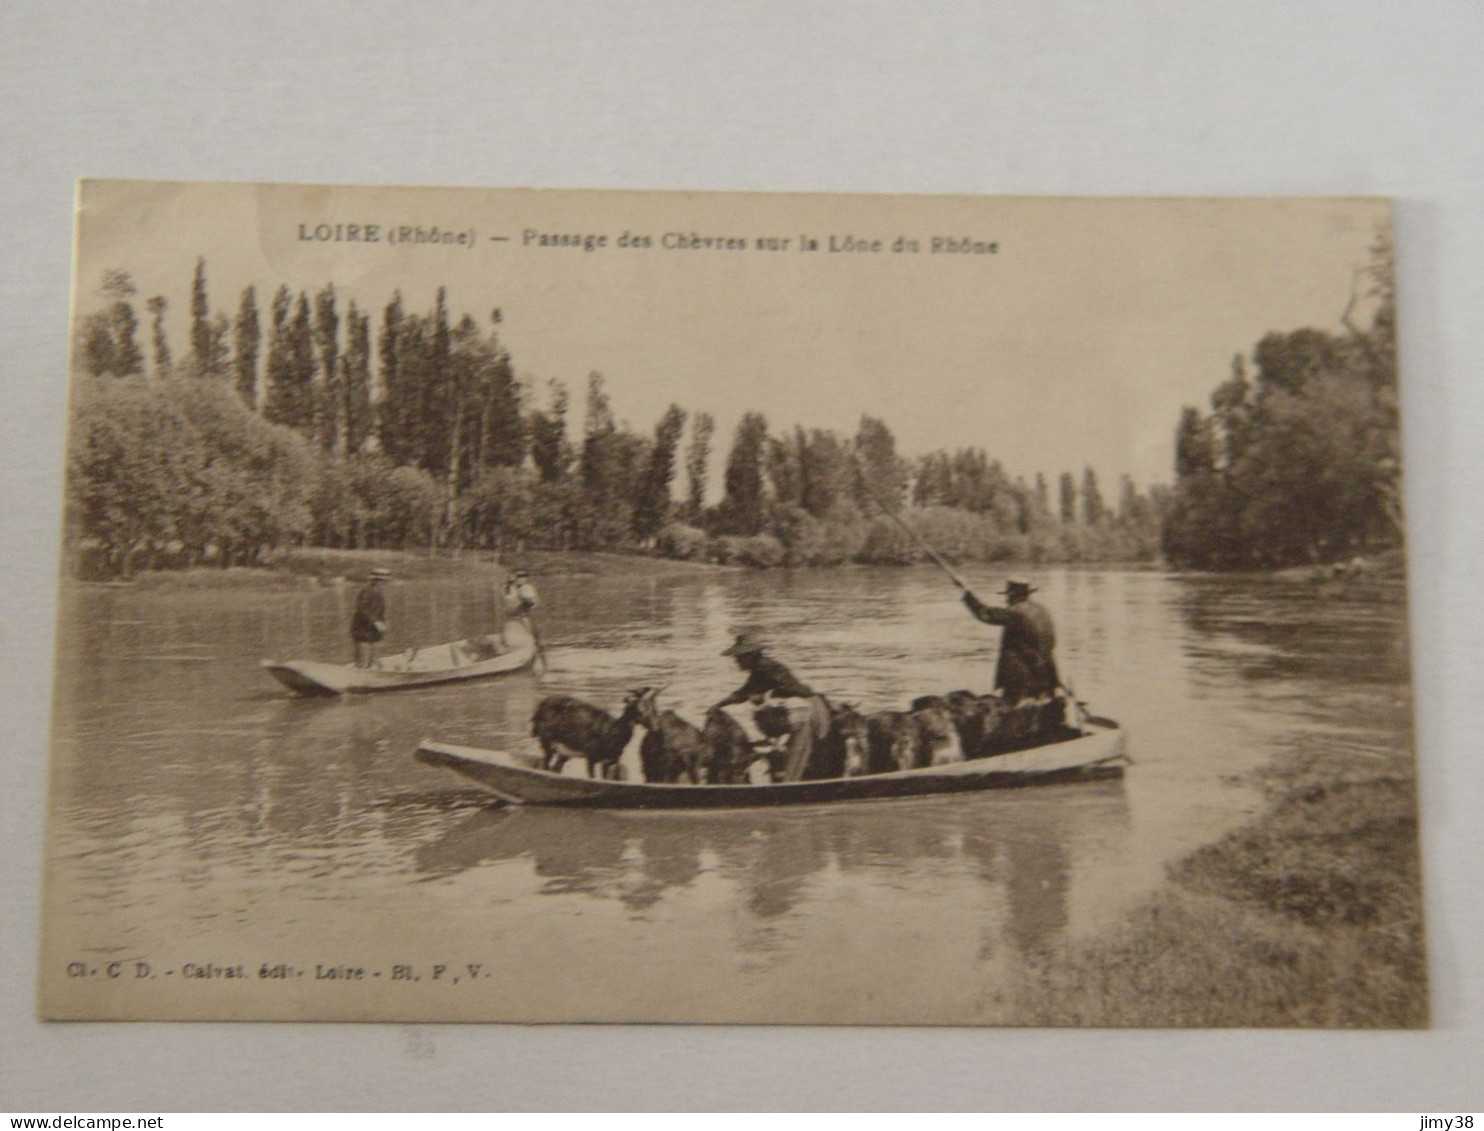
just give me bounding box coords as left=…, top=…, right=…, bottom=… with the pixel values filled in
left=72, top=181, right=1389, bottom=491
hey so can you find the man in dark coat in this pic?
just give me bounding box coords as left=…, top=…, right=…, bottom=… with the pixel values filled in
left=712, top=633, right=830, bottom=782
left=963, top=580, right=1060, bottom=703
left=351, top=567, right=391, bottom=668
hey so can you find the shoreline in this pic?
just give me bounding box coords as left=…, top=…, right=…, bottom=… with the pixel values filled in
left=995, top=691, right=1424, bottom=1028
left=66, top=543, right=1406, bottom=592
left=69, top=547, right=739, bottom=591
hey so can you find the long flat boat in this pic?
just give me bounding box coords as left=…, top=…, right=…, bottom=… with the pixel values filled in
left=264, top=621, right=536, bottom=696
left=415, top=717, right=1126, bottom=809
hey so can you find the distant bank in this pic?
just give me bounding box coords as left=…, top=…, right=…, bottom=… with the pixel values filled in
left=73, top=547, right=734, bottom=592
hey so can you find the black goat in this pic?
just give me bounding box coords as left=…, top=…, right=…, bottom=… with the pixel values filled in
left=864, top=710, right=923, bottom=774
left=531, top=688, right=653, bottom=779
left=636, top=694, right=771, bottom=784
left=634, top=690, right=711, bottom=784
left=816, top=702, right=870, bottom=779
left=701, top=708, right=759, bottom=784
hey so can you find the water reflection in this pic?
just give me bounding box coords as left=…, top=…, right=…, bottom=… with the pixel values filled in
left=44, top=566, right=1413, bottom=1014
left=414, top=782, right=1125, bottom=954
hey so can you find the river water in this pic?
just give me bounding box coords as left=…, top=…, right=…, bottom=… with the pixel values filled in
left=40, top=565, right=1413, bottom=1023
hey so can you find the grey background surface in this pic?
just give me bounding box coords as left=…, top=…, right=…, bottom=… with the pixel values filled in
left=2, top=0, right=1479, bottom=1111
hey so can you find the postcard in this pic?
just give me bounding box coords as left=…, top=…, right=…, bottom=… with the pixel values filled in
left=41, top=181, right=1421, bottom=1024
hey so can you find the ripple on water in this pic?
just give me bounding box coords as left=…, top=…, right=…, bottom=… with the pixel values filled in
left=43, top=566, right=1414, bottom=1021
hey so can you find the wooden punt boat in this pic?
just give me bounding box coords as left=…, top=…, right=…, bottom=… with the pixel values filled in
left=263, top=621, right=537, bottom=696
left=415, top=716, right=1126, bottom=809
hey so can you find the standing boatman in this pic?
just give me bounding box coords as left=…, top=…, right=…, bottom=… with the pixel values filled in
left=350, top=567, right=391, bottom=668
left=962, top=580, right=1060, bottom=703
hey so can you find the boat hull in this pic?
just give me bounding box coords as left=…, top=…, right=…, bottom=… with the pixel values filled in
left=264, top=621, right=536, bottom=695
left=416, top=719, right=1126, bottom=808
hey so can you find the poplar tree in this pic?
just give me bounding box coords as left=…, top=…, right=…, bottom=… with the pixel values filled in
left=341, top=302, right=372, bottom=454
left=529, top=379, right=572, bottom=483
left=719, top=412, right=769, bottom=535
left=78, top=271, right=143, bottom=378
left=376, top=291, right=405, bottom=457
left=232, top=287, right=260, bottom=407
left=477, top=319, right=524, bottom=469
left=263, top=286, right=294, bottom=426
left=577, top=372, right=647, bottom=547
left=266, top=290, right=317, bottom=433
left=683, top=410, right=714, bottom=519
left=146, top=296, right=172, bottom=378
left=1081, top=466, right=1106, bottom=526
left=799, top=429, right=851, bottom=519
left=425, top=287, right=452, bottom=476
left=313, top=285, right=340, bottom=451
left=852, top=415, right=906, bottom=510
left=189, top=258, right=211, bottom=375
left=1058, top=472, right=1077, bottom=525
left=112, top=308, right=144, bottom=377
left=632, top=404, right=687, bottom=541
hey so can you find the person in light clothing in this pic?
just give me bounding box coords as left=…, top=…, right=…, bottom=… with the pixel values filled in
left=503, top=569, right=539, bottom=620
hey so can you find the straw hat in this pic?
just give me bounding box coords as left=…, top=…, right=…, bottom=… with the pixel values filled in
left=370, top=567, right=392, bottom=580
left=722, top=633, right=765, bottom=657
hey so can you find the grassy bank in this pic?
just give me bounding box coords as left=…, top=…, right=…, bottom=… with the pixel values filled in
left=996, top=736, right=1426, bottom=1027
left=85, top=547, right=733, bottom=591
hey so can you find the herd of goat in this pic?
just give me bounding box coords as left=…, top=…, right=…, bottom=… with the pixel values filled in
left=531, top=686, right=1067, bottom=784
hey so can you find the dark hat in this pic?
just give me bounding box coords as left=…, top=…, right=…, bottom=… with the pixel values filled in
left=510, top=569, right=529, bottom=579
left=722, top=633, right=764, bottom=657
left=370, top=567, right=392, bottom=580
left=1002, top=579, right=1035, bottom=596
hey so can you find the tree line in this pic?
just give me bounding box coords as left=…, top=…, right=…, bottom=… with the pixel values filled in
left=67, top=259, right=1167, bottom=576
left=1161, top=233, right=1402, bottom=570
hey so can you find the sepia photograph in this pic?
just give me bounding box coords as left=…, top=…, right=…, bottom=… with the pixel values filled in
left=37, top=180, right=1422, bottom=1027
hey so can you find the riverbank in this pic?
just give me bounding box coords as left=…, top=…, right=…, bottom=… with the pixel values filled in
left=995, top=709, right=1425, bottom=1027
left=81, top=547, right=735, bottom=591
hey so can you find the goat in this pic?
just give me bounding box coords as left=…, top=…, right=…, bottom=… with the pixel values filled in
left=820, top=702, right=870, bottom=779
left=749, top=696, right=870, bottom=780
left=864, top=699, right=961, bottom=775
left=531, top=688, right=652, bottom=779
left=633, top=688, right=711, bottom=784
left=864, top=710, right=923, bottom=774
left=912, top=700, right=960, bottom=765
left=911, top=691, right=984, bottom=761
left=702, top=707, right=760, bottom=784
left=972, top=692, right=1066, bottom=755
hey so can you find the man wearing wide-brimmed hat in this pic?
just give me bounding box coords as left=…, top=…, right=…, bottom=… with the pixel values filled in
left=712, top=633, right=828, bottom=782
left=351, top=567, right=392, bottom=668
left=962, top=579, right=1059, bottom=703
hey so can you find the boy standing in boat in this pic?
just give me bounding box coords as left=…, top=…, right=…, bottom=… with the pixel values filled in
left=712, top=634, right=830, bottom=782
left=351, top=568, right=391, bottom=668
left=503, top=569, right=538, bottom=618
left=962, top=579, right=1060, bottom=703
left=500, top=567, right=541, bottom=657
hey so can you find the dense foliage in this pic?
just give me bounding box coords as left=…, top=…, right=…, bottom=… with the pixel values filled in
left=68, top=262, right=1167, bottom=576
left=1162, top=235, right=1401, bottom=570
